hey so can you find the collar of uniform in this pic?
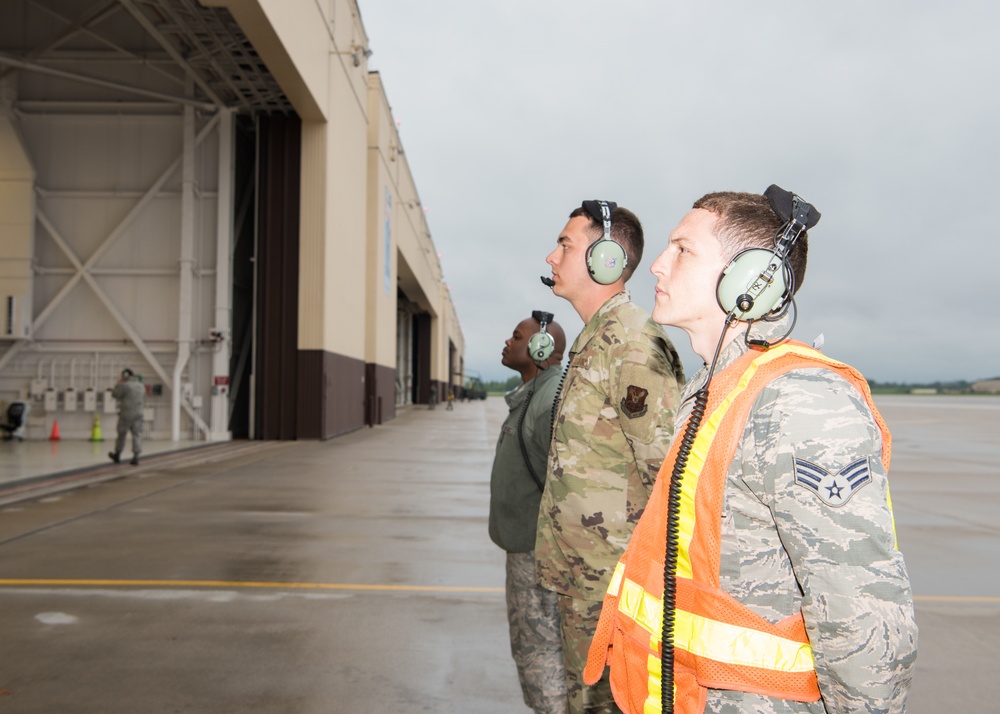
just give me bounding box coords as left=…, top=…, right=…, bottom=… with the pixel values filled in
left=504, top=364, right=560, bottom=409
left=568, top=290, right=631, bottom=358
left=680, top=310, right=796, bottom=403
left=504, top=379, right=531, bottom=409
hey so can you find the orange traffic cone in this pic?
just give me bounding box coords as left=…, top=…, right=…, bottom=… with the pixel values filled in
left=50, top=419, right=61, bottom=441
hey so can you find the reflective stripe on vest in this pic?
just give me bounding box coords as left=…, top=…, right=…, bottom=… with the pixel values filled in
left=611, top=564, right=816, bottom=672
left=586, top=342, right=894, bottom=714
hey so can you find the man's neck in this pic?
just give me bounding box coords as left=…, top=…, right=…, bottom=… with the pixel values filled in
left=689, top=315, right=742, bottom=365
left=519, top=363, right=542, bottom=383
left=570, top=284, right=624, bottom=324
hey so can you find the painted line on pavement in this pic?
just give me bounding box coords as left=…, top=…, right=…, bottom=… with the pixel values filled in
left=0, top=578, right=503, bottom=593
left=0, top=580, right=994, bottom=601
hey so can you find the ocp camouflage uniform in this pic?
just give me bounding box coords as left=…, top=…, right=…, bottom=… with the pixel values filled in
left=536, top=291, right=683, bottom=714
left=682, top=316, right=917, bottom=713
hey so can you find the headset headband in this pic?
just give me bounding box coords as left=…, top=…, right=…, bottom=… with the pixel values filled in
left=762, top=185, right=821, bottom=267
left=765, top=184, right=821, bottom=230
left=581, top=199, right=618, bottom=239
left=531, top=310, right=553, bottom=330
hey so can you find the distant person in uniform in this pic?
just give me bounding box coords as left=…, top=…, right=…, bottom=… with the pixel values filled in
left=428, top=384, right=438, bottom=410
left=109, top=368, right=145, bottom=466
left=585, top=188, right=917, bottom=713
left=537, top=200, right=684, bottom=714
left=446, top=389, right=455, bottom=410
left=489, top=311, right=568, bottom=714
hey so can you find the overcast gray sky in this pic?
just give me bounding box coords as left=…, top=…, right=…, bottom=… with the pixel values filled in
left=359, top=1, right=999, bottom=385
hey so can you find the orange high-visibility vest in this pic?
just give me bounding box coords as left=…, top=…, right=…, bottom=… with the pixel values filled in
left=584, top=341, right=893, bottom=714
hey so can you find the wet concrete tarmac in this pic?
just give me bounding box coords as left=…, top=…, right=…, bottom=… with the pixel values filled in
left=0, top=395, right=995, bottom=712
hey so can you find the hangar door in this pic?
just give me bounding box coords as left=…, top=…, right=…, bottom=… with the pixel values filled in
left=0, top=0, right=292, bottom=442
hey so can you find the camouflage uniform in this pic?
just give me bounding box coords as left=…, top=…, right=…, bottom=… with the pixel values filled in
left=681, top=316, right=917, bottom=713
left=536, top=291, right=683, bottom=713
left=490, top=366, right=568, bottom=714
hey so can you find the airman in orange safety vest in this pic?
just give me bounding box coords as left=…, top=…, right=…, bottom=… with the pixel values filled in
left=586, top=189, right=917, bottom=713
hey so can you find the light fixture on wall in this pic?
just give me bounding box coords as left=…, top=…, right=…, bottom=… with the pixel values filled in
left=352, top=45, right=373, bottom=67
left=333, top=42, right=373, bottom=68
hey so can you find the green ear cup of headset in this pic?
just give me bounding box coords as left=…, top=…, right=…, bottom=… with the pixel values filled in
left=716, top=248, right=790, bottom=321
left=586, top=239, right=627, bottom=285
left=527, top=331, right=555, bottom=362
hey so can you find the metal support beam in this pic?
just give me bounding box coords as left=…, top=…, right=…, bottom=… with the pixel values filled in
left=210, top=108, right=234, bottom=440
left=0, top=0, right=121, bottom=81
left=0, top=54, right=217, bottom=111
left=117, top=0, right=225, bottom=109
left=0, top=115, right=219, bottom=381
left=27, top=115, right=219, bottom=340
left=30, top=210, right=211, bottom=438
left=172, top=102, right=197, bottom=441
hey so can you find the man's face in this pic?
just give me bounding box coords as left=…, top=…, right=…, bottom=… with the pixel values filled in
left=501, top=318, right=539, bottom=371
left=545, top=215, right=596, bottom=303
left=649, top=208, right=729, bottom=331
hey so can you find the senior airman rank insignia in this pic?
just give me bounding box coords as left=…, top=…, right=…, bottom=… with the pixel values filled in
left=620, top=385, right=649, bottom=419
left=794, top=456, right=872, bottom=507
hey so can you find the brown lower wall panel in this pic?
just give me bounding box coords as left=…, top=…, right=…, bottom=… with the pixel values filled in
left=297, top=350, right=366, bottom=439
left=365, top=363, right=396, bottom=425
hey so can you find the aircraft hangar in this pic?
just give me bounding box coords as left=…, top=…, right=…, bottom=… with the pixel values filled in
left=0, top=0, right=465, bottom=443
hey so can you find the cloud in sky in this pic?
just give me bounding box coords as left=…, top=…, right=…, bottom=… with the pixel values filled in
left=359, top=1, right=999, bottom=384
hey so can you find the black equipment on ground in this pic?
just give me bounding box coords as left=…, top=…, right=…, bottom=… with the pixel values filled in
left=1, top=401, right=29, bottom=441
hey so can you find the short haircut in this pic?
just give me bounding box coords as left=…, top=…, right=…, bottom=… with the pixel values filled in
left=693, top=191, right=808, bottom=293
left=569, top=204, right=644, bottom=283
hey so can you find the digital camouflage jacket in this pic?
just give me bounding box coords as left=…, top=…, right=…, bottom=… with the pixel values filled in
left=682, top=318, right=917, bottom=713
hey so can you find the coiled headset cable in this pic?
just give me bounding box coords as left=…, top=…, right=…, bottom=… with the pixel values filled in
left=549, top=359, right=570, bottom=436
left=661, top=315, right=734, bottom=713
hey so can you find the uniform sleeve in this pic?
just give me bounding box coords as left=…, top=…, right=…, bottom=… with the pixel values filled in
left=610, top=333, right=682, bottom=489
left=743, top=370, right=918, bottom=714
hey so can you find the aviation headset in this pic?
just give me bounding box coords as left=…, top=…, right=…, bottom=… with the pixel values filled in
left=527, top=310, right=555, bottom=363
left=715, top=184, right=821, bottom=322
left=582, top=200, right=627, bottom=285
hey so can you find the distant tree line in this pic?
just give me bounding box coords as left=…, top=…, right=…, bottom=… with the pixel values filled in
left=479, top=377, right=983, bottom=396
left=483, top=375, right=524, bottom=394
left=868, top=379, right=974, bottom=394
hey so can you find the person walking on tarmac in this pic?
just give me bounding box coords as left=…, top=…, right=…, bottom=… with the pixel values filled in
left=585, top=187, right=917, bottom=713
left=489, top=311, right=569, bottom=714
left=537, top=200, right=684, bottom=714
left=108, top=368, right=145, bottom=466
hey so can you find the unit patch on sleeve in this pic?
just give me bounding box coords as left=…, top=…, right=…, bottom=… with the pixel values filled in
left=620, top=385, right=649, bottom=419
left=794, top=456, right=872, bottom=507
